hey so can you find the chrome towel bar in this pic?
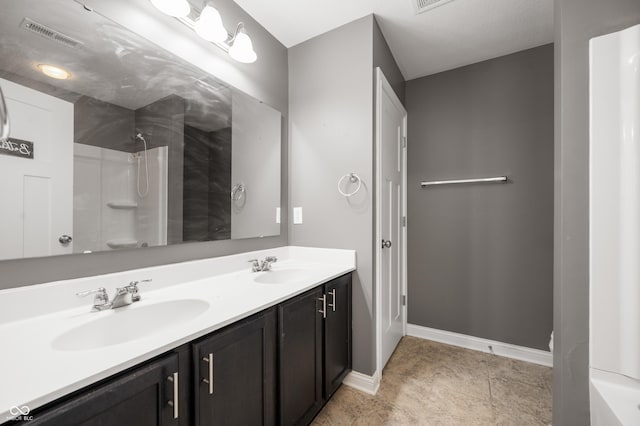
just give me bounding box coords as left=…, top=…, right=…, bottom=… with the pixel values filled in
left=420, top=176, right=508, bottom=187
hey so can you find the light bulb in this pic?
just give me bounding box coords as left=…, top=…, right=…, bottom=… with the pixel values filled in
left=229, top=30, right=257, bottom=63
left=149, top=0, right=190, bottom=17
left=38, top=64, right=71, bottom=80
left=194, top=5, right=228, bottom=43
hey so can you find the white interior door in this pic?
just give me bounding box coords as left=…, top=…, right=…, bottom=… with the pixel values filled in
left=0, top=78, right=73, bottom=260
left=377, top=69, right=407, bottom=370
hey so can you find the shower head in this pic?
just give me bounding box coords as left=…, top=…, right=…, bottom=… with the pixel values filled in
left=134, top=132, right=146, bottom=144
left=132, top=131, right=150, bottom=198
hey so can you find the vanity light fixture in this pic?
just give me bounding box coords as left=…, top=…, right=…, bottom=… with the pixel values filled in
left=149, top=0, right=190, bottom=17
left=228, top=23, right=257, bottom=64
left=38, top=64, right=71, bottom=80
left=150, top=0, right=257, bottom=63
left=194, top=4, right=227, bottom=42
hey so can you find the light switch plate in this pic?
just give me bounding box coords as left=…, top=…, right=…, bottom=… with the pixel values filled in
left=276, top=207, right=281, bottom=224
left=293, top=207, right=303, bottom=224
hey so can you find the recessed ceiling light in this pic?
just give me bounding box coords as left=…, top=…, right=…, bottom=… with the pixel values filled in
left=38, top=64, right=71, bottom=80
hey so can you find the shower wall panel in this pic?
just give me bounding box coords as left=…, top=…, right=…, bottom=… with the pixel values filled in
left=589, top=23, right=640, bottom=380
left=136, top=146, right=168, bottom=248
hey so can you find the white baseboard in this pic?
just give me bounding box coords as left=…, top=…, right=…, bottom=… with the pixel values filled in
left=342, top=370, right=380, bottom=395
left=406, top=324, right=553, bottom=367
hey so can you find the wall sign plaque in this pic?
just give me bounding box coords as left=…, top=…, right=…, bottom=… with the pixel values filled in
left=0, top=138, right=34, bottom=159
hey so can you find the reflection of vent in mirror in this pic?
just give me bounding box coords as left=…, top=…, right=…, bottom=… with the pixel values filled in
left=413, top=0, right=456, bottom=14
left=21, top=18, right=83, bottom=49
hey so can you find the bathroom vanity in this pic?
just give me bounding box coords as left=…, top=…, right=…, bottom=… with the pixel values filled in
left=0, top=247, right=354, bottom=425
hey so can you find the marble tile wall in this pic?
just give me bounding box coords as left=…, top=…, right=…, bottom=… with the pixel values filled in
left=74, top=95, right=135, bottom=152
left=182, top=125, right=231, bottom=241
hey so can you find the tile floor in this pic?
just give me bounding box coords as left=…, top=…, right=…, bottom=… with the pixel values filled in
left=312, top=336, right=552, bottom=425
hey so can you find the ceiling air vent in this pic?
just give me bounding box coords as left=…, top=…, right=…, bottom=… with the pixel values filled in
left=413, top=0, right=457, bottom=14
left=20, top=18, right=83, bottom=49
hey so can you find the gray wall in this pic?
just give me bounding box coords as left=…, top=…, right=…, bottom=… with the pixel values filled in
left=289, top=15, right=375, bottom=375
left=373, top=17, right=405, bottom=104
left=0, top=0, right=288, bottom=289
left=405, top=45, right=554, bottom=351
left=289, top=14, right=405, bottom=376
left=554, top=1, right=640, bottom=424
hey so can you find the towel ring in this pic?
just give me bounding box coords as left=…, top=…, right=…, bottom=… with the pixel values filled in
left=231, top=183, right=245, bottom=201
left=338, top=173, right=362, bottom=197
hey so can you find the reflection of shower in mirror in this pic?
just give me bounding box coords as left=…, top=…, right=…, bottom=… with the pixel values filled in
left=73, top=143, right=168, bottom=253
left=133, top=132, right=149, bottom=198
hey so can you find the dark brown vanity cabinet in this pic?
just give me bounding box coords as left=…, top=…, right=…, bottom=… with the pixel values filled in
left=13, top=273, right=351, bottom=426
left=192, top=308, right=277, bottom=426
left=279, top=274, right=352, bottom=426
left=28, top=353, right=181, bottom=426
left=323, top=273, right=352, bottom=399
left=278, top=287, right=324, bottom=425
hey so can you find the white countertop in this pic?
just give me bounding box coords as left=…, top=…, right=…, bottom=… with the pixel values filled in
left=0, top=246, right=355, bottom=422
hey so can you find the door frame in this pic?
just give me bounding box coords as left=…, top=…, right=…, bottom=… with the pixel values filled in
left=374, top=67, right=408, bottom=382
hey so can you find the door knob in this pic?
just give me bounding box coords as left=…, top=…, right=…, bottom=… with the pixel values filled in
left=58, top=235, right=73, bottom=245
left=382, top=239, right=392, bottom=249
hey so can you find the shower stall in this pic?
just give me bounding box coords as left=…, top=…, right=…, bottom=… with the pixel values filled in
left=73, top=142, right=168, bottom=253
left=589, top=23, right=640, bottom=426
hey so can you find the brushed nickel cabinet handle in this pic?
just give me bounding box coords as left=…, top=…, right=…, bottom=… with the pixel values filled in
left=318, top=295, right=327, bottom=319
left=202, top=353, right=214, bottom=395
left=328, top=289, right=336, bottom=312
left=167, top=372, right=179, bottom=419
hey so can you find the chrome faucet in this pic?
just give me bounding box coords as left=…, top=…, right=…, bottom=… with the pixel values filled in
left=261, top=256, right=278, bottom=271
left=77, top=279, right=152, bottom=311
left=248, top=259, right=262, bottom=272
left=76, top=287, right=111, bottom=311
left=125, top=279, right=150, bottom=302
left=248, top=256, right=278, bottom=272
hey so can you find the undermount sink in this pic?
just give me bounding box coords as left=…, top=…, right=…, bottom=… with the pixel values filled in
left=253, top=268, right=312, bottom=285
left=52, top=299, right=210, bottom=351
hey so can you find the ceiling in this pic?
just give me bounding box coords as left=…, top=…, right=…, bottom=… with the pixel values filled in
left=232, top=0, right=554, bottom=80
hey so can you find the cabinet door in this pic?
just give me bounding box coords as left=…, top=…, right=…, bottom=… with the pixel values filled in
left=278, top=287, right=324, bottom=426
left=193, top=308, right=276, bottom=426
left=29, top=353, right=180, bottom=426
left=324, top=274, right=352, bottom=398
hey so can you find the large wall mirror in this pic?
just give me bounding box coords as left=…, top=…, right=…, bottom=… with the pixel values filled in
left=0, top=0, right=281, bottom=261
